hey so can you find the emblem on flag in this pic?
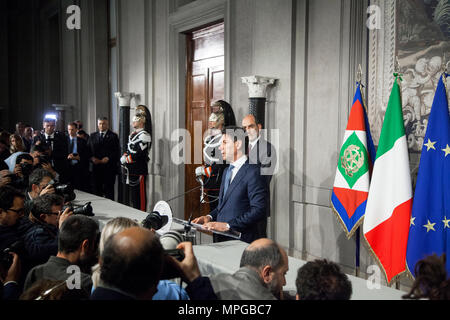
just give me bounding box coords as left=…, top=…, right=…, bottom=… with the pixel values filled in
left=331, top=84, right=376, bottom=239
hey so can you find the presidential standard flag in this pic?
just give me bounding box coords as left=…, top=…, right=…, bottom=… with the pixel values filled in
left=331, top=84, right=376, bottom=238
left=363, top=76, right=413, bottom=284
left=406, top=74, right=450, bottom=277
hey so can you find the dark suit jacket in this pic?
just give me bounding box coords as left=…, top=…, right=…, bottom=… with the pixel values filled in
left=87, top=130, right=120, bottom=174
left=90, top=287, right=135, bottom=300
left=33, top=132, right=69, bottom=182
left=67, top=136, right=90, bottom=171
left=248, top=137, right=277, bottom=184
left=209, top=159, right=268, bottom=243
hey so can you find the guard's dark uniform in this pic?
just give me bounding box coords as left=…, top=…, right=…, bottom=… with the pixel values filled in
left=122, top=128, right=151, bottom=211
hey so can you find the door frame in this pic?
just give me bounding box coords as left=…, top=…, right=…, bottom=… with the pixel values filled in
left=167, top=0, right=230, bottom=219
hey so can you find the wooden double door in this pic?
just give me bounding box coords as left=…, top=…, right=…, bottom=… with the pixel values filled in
left=184, top=22, right=225, bottom=220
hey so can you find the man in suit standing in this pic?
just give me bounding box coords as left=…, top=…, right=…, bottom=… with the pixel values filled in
left=242, top=114, right=277, bottom=239
left=32, top=117, right=69, bottom=183
left=88, top=117, right=120, bottom=200
left=192, top=126, right=268, bottom=243
left=67, top=123, right=91, bottom=192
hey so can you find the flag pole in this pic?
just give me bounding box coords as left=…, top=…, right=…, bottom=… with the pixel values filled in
left=354, top=64, right=363, bottom=278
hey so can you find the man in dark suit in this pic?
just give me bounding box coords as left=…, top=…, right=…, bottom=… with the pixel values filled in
left=193, top=126, right=268, bottom=243
left=242, top=114, right=277, bottom=238
left=32, top=118, right=69, bottom=183
left=66, top=123, right=91, bottom=192
left=87, top=117, right=120, bottom=200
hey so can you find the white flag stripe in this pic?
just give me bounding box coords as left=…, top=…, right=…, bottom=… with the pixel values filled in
left=363, top=137, right=412, bottom=233
left=333, top=169, right=370, bottom=192
left=340, top=130, right=368, bottom=147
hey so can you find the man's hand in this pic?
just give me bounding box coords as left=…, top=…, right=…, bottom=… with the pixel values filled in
left=4, top=253, right=21, bottom=284
left=39, top=184, right=55, bottom=196
left=13, top=165, right=23, bottom=178
left=68, top=154, right=80, bottom=161
left=203, top=222, right=229, bottom=232
left=0, top=170, right=10, bottom=178
left=58, top=207, right=73, bottom=229
left=101, top=157, right=109, bottom=164
left=0, top=176, right=11, bottom=187
left=41, top=163, right=56, bottom=178
left=192, top=215, right=212, bottom=225
left=172, top=242, right=201, bottom=283
left=91, top=157, right=100, bottom=165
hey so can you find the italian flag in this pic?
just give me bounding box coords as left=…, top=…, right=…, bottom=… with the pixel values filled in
left=363, top=77, right=413, bottom=284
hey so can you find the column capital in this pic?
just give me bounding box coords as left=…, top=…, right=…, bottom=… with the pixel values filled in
left=114, top=92, right=135, bottom=107
left=241, top=76, right=277, bottom=98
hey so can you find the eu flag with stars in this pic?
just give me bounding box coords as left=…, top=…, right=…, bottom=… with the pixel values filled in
left=406, top=74, right=450, bottom=278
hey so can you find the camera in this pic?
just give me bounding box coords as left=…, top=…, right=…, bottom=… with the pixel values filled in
left=141, top=211, right=169, bottom=231
left=0, top=241, right=24, bottom=271
left=63, top=202, right=94, bottom=217
left=51, top=182, right=76, bottom=202
left=20, top=163, right=34, bottom=177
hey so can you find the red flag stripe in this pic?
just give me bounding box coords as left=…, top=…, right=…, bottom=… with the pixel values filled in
left=333, top=187, right=368, bottom=219
left=364, top=198, right=412, bottom=283
left=346, top=99, right=366, bottom=131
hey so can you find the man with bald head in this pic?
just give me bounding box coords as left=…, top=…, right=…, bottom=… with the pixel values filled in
left=208, top=238, right=288, bottom=300
left=91, top=227, right=164, bottom=300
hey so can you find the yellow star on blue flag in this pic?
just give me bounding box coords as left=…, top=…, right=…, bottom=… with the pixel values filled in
left=406, top=74, right=450, bottom=278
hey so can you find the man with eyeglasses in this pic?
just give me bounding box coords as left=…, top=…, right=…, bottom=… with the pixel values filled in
left=0, top=186, right=26, bottom=300
left=23, top=194, right=72, bottom=269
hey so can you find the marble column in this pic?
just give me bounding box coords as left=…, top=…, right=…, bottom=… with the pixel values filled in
left=241, top=76, right=276, bottom=128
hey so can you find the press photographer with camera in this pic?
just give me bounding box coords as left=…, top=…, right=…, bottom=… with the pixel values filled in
left=23, top=215, right=99, bottom=299
left=23, top=194, right=73, bottom=268
left=0, top=186, right=30, bottom=299
left=6, top=154, right=35, bottom=192
left=30, top=144, right=59, bottom=181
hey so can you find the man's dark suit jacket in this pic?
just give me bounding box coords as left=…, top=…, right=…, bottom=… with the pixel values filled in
left=87, top=130, right=120, bottom=174
left=209, top=159, right=268, bottom=243
left=32, top=132, right=69, bottom=182
left=66, top=135, right=91, bottom=191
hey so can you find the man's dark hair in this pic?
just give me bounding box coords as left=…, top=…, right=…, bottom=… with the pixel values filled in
left=16, top=153, right=33, bottom=165
left=97, top=117, right=108, bottom=122
left=295, top=259, right=352, bottom=300
left=68, top=122, right=78, bottom=129
left=240, top=242, right=284, bottom=271
left=58, top=215, right=99, bottom=254
left=100, top=232, right=164, bottom=296
left=31, top=194, right=64, bottom=220
left=222, top=126, right=249, bottom=156
left=28, top=168, right=53, bottom=190
left=30, top=144, right=46, bottom=154
left=0, top=186, right=25, bottom=211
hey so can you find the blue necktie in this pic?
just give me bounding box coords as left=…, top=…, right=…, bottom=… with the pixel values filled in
left=223, top=165, right=234, bottom=197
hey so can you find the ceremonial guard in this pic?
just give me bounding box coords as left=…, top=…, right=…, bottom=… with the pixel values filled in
left=196, top=100, right=236, bottom=212
left=121, top=105, right=152, bottom=211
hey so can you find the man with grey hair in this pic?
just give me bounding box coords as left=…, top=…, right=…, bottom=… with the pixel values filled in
left=208, top=238, right=289, bottom=300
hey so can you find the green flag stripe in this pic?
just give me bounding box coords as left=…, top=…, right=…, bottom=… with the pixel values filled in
left=376, top=79, right=405, bottom=160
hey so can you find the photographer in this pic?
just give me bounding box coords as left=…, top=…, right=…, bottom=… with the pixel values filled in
left=23, top=194, right=73, bottom=268
left=7, top=154, right=34, bottom=192
left=24, top=215, right=99, bottom=299
left=25, top=168, right=55, bottom=214
left=30, top=144, right=59, bottom=181
left=0, top=186, right=30, bottom=299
